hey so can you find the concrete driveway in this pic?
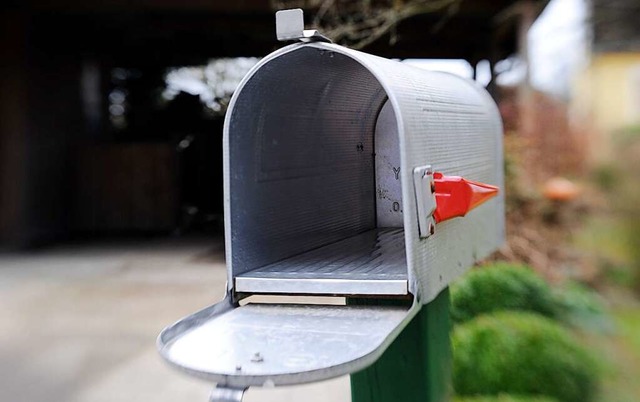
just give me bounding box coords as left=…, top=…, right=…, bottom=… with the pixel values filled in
left=0, top=237, right=349, bottom=402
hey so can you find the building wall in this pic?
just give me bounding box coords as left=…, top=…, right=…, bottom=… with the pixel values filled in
left=0, top=12, right=85, bottom=247
left=572, top=52, right=640, bottom=161
left=0, top=12, right=29, bottom=247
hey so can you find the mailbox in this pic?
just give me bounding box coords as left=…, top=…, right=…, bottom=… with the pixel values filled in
left=158, top=9, right=504, bottom=399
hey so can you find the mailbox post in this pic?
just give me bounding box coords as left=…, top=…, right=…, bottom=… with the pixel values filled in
left=157, top=9, right=504, bottom=402
left=349, top=291, right=452, bottom=402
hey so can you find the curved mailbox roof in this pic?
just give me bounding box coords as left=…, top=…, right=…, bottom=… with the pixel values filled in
left=224, top=42, right=504, bottom=303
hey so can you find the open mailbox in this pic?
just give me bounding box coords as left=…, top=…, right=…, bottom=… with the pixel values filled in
left=158, top=9, right=504, bottom=398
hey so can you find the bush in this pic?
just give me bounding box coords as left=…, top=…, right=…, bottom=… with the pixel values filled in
left=450, top=263, right=556, bottom=323
left=452, top=312, right=599, bottom=402
left=455, top=395, right=558, bottom=402
left=551, top=282, right=611, bottom=332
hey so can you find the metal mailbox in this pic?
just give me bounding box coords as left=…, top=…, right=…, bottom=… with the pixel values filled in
left=158, top=9, right=504, bottom=399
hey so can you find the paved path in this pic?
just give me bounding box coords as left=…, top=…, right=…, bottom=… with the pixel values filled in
left=0, top=237, right=349, bottom=402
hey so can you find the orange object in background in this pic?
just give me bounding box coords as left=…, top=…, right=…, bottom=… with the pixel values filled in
left=433, top=172, right=500, bottom=223
left=542, top=177, right=581, bottom=201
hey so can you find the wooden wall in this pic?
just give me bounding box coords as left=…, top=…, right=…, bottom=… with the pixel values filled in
left=75, top=144, right=177, bottom=233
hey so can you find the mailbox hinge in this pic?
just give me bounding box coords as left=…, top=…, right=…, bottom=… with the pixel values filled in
left=275, top=9, right=332, bottom=43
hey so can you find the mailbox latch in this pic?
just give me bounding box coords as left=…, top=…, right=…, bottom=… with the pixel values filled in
left=414, top=166, right=499, bottom=239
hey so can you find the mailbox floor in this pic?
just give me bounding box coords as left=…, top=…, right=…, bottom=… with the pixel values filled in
left=0, top=237, right=349, bottom=402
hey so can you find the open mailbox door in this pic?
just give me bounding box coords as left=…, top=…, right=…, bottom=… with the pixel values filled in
left=158, top=9, right=504, bottom=399
left=158, top=295, right=418, bottom=388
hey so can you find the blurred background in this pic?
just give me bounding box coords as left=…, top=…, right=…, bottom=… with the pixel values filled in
left=1, top=0, right=639, bottom=401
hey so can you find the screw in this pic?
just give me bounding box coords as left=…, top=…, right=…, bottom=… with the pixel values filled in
left=251, top=352, right=264, bottom=363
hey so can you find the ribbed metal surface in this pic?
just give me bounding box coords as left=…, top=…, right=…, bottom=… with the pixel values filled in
left=341, top=47, right=505, bottom=303
left=224, top=42, right=504, bottom=304
left=226, top=47, right=386, bottom=279
left=235, top=228, right=407, bottom=295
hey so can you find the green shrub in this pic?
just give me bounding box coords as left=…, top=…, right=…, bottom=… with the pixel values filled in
left=452, top=312, right=599, bottom=402
left=454, top=395, right=558, bottom=402
left=551, top=282, right=611, bottom=332
left=450, top=263, right=556, bottom=323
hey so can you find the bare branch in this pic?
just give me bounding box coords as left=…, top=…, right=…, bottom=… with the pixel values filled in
left=271, top=0, right=462, bottom=49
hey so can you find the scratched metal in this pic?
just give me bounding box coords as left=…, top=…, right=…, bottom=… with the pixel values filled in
left=159, top=297, right=416, bottom=387
left=225, top=47, right=384, bottom=284
left=224, top=43, right=504, bottom=303
left=235, top=228, right=407, bottom=295
left=375, top=100, right=404, bottom=228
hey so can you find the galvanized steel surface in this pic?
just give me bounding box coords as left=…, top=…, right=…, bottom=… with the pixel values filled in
left=226, top=46, right=385, bottom=280
left=375, top=100, right=404, bottom=228
left=235, top=228, right=407, bottom=295
left=210, top=386, right=246, bottom=402
left=224, top=42, right=504, bottom=303
left=159, top=39, right=503, bottom=389
left=159, top=296, right=417, bottom=387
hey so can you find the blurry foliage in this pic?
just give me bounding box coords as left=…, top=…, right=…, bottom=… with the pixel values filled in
left=162, top=58, right=260, bottom=117
left=576, top=217, right=631, bottom=280
left=451, top=262, right=609, bottom=331
left=495, top=132, right=590, bottom=280
left=454, top=395, right=558, bottom=402
left=614, top=309, right=640, bottom=358
left=591, top=164, right=618, bottom=192
left=551, top=282, right=611, bottom=333
left=581, top=125, right=640, bottom=294
left=450, top=263, right=556, bottom=324
left=494, top=86, right=593, bottom=281
left=610, top=127, right=640, bottom=294
left=271, top=0, right=461, bottom=49
left=502, top=133, right=536, bottom=213
left=452, top=312, right=600, bottom=402
left=592, top=308, right=640, bottom=402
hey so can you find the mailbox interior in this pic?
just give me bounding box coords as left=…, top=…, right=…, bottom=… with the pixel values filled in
left=227, top=47, right=409, bottom=296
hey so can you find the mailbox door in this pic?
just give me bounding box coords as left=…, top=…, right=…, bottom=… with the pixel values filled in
left=158, top=296, right=418, bottom=388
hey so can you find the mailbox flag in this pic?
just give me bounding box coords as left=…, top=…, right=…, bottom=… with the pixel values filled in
left=433, top=172, right=499, bottom=223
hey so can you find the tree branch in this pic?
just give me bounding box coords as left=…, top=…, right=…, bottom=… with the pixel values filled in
left=272, top=0, right=462, bottom=49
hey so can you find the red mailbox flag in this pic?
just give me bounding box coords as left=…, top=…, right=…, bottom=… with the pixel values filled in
left=432, top=172, right=499, bottom=223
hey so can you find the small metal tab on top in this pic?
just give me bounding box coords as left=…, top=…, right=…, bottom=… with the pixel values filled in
left=275, top=9, right=331, bottom=43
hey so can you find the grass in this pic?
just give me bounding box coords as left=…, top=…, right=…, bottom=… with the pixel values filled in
left=614, top=308, right=640, bottom=359
left=590, top=300, right=640, bottom=402
left=575, top=216, right=632, bottom=273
